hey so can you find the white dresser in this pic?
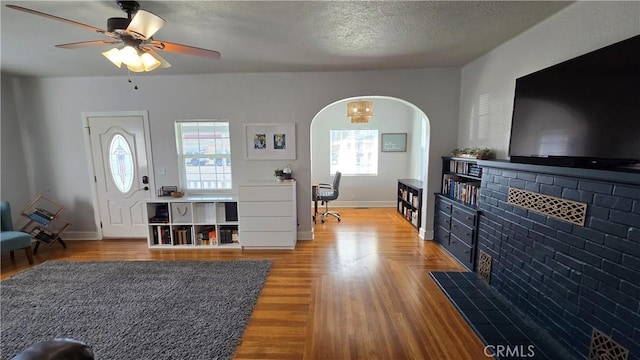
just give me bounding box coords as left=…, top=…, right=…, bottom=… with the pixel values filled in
left=238, top=180, right=297, bottom=249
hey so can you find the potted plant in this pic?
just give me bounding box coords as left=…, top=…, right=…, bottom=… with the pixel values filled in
left=274, top=169, right=285, bottom=181
left=452, top=147, right=494, bottom=159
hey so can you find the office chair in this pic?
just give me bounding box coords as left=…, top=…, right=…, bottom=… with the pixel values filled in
left=316, top=171, right=342, bottom=223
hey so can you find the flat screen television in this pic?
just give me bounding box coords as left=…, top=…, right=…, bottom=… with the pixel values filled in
left=508, top=35, right=640, bottom=170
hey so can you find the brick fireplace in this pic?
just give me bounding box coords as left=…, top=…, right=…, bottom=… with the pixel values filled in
left=475, top=160, right=639, bottom=359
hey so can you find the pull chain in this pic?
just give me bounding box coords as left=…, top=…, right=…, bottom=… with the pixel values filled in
left=127, top=69, right=139, bottom=90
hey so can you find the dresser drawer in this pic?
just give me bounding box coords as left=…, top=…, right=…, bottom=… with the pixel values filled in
left=434, top=225, right=450, bottom=245
left=435, top=210, right=451, bottom=230
left=435, top=197, right=452, bottom=215
left=241, top=231, right=296, bottom=248
left=239, top=216, right=295, bottom=232
left=238, top=185, right=293, bottom=202
left=448, top=233, right=474, bottom=269
left=450, top=218, right=474, bottom=246
left=451, top=204, right=476, bottom=228
left=238, top=201, right=294, bottom=217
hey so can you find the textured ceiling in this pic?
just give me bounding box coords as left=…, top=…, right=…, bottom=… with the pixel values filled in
left=0, top=1, right=573, bottom=77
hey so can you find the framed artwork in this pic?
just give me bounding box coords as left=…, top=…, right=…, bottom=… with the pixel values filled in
left=245, top=123, right=296, bottom=160
left=381, top=133, right=407, bottom=152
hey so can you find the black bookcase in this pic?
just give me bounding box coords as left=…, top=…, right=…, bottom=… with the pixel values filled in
left=397, top=179, right=423, bottom=229
left=434, top=157, right=482, bottom=271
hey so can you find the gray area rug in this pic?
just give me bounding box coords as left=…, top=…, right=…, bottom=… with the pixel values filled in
left=1, top=260, right=271, bottom=359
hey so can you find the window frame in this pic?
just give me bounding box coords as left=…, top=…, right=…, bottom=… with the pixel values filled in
left=175, top=120, right=233, bottom=193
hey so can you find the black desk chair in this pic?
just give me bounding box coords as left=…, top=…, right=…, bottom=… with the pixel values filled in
left=316, top=171, right=342, bottom=223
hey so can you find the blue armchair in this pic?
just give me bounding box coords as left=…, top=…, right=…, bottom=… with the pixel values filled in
left=1, top=200, right=34, bottom=264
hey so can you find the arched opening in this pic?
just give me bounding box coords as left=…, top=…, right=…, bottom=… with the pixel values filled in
left=310, top=96, right=431, bottom=238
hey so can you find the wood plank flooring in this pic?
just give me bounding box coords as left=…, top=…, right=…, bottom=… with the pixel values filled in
left=1, top=208, right=489, bottom=359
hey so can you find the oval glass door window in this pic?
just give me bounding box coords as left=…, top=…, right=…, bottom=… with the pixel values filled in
left=109, top=134, right=134, bottom=193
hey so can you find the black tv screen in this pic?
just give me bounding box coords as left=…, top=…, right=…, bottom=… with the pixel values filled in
left=509, top=35, right=640, bottom=169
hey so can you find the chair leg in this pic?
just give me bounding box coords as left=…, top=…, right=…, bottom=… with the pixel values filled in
left=320, top=202, right=341, bottom=223
left=25, top=246, right=34, bottom=265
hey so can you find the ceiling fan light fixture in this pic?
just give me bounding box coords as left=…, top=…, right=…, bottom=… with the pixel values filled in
left=146, top=49, right=171, bottom=69
left=6, top=3, right=220, bottom=75
left=126, top=10, right=166, bottom=39
left=102, top=48, right=122, bottom=68
left=347, top=100, right=374, bottom=123
left=119, top=45, right=142, bottom=67
left=127, top=62, right=145, bottom=73
left=140, top=52, right=161, bottom=71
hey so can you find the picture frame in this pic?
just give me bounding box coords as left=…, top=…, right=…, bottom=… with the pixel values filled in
left=245, top=123, right=296, bottom=160
left=381, top=133, right=407, bottom=152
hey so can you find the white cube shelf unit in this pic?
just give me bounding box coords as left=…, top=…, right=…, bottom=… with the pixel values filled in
left=146, top=196, right=240, bottom=249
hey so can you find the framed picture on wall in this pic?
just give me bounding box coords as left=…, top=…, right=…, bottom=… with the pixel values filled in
left=381, top=133, right=407, bottom=152
left=245, top=123, right=296, bottom=160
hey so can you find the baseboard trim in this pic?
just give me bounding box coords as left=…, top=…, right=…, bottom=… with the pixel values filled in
left=420, top=229, right=433, bottom=240
left=60, top=231, right=100, bottom=240
left=297, top=230, right=314, bottom=241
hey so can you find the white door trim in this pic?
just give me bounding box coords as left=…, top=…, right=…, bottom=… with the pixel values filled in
left=82, top=111, right=155, bottom=239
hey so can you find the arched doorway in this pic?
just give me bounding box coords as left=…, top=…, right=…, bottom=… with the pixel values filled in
left=310, top=96, right=431, bottom=239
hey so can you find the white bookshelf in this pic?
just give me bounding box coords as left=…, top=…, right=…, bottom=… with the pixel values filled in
left=145, top=196, right=239, bottom=249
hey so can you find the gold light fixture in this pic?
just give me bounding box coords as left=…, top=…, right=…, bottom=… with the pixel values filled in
left=347, top=100, right=374, bottom=123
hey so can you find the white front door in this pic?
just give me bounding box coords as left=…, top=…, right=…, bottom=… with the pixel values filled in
left=85, top=112, right=154, bottom=238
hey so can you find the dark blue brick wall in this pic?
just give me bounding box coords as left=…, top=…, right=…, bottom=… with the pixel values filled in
left=477, top=165, right=640, bottom=359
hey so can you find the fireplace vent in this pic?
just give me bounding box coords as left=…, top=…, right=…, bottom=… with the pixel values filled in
left=589, top=328, right=629, bottom=360
left=508, top=188, right=587, bottom=226
left=478, top=250, right=492, bottom=283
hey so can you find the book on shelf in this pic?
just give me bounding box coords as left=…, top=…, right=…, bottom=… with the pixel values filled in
left=449, top=160, right=482, bottom=178
left=27, top=212, right=51, bottom=225
left=34, top=207, right=55, bottom=220
left=155, top=226, right=171, bottom=245
left=412, top=196, right=420, bottom=208
left=175, top=229, right=190, bottom=245
left=219, top=229, right=234, bottom=244
left=442, top=177, right=480, bottom=206
left=30, top=227, right=56, bottom=244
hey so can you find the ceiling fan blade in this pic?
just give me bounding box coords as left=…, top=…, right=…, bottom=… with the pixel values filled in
left=150, top=40, right=221, bottom=60
left=56, top=40, right=122, bottom=49
left=126, top=10, right=165, bottom=40
left=5, top=4, right=106, bottom=34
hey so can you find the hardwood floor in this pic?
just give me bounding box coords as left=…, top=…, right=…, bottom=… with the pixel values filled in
left=1, top=208, right=489, bottom=359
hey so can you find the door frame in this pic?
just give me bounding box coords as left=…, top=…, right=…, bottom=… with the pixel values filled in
left=82, top=111, right=156, bottom=240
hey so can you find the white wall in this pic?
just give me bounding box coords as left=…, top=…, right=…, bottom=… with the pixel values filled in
left=310, top=97, right=421, bottom=207
left=1, top=73, right=31, bottom=223
left=458, top=1, right=640, bottom=157
left=409, top=109, right=427, bottom=181
left=6, top=68, right=461, bottom=239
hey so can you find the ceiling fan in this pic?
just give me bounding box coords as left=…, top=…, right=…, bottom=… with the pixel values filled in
left=5, top=1, right=221, bottom=72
